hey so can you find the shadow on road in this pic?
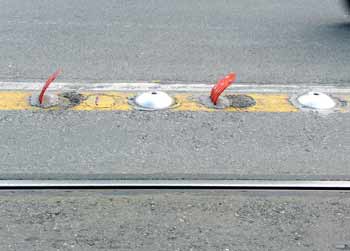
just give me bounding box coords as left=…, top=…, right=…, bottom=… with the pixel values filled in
left=316, top=22, right=350, bottom=42
left=327, top=22, right=350, bottom=31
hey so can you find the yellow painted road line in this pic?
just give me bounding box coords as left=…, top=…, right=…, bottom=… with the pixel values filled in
left=0, top=91, right=348, bottom=112
left=174, top=94, right=212, bottom=112
left=173, top=94, right=297, bottom=112
left=0, top=92, right=33, bottom=110
left=239, top=94, right=298, bottom=112
left=73, top=92, right=132, bottom=111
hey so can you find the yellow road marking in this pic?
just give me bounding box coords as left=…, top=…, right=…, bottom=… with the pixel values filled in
left=0, top=91, right=348, bottom=112
left=0, top=92, right=33, bottom=110
left=174, top=94, right=212, bottom=112
left=73, top=92, right=131, bottom=111
left=173, top=94, right=297, bottom=112
left=229, top=94, right=298, bottom=112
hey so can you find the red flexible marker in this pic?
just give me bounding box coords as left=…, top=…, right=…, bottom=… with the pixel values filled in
left=39, top=69, right=62, bottom=104
left=210, top=73, right=236, bottom=105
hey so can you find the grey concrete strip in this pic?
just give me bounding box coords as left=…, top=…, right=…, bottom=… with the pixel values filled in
left=0, top=111, right=349, bottom=180
left=1, top=82, right=350, bottom=93
left=0, top=190, right=349, bottom=250
left=0, top=0, right=349, bottom=84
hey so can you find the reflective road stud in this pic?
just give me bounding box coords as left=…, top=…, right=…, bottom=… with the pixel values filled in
left=297, top=92, right=336, bottom=109
left=133, top=91, right=174, bottom=110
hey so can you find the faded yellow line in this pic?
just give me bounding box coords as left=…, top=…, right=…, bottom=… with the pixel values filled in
left=0, top=91, right=347, bottom=112
left=0, top=91, right=33, bottom=110
left=0, top=92, right=132, bottom=111
left=227, top=94, right=298, bottom=112
left=174, top=94, right=297, bottom=112
left=73, top=92, right=132, bottom=111
left=174, top=94, right=212, bottom=112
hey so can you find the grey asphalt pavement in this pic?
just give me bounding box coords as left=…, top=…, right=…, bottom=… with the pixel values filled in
left=1, top=110, right=349, bottom=180
left=1, top=1, right=350, bottom=248
left=0, top=0, right=350, bottom=84
left=0, top=190, right=349, bottom=251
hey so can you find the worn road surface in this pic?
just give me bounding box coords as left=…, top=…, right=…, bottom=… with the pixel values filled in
left=0, top=0, right=350, bottom=84
left=0, top=0, right=349, bottom=180
left=0, top=110, right=349, bottom=180
left=1, top=1, right=350, bottom=250
left=0, top=190, right=349, bottom=251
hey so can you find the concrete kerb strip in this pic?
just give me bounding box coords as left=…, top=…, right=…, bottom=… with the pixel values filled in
left=1, top=82, right=350, bottom=93
left=0, top=82, right=348, bottom=113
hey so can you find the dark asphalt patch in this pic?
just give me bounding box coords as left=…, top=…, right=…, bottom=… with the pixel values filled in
left=30, top=91, right=86, bottom=109
left=59, top=91, right=86, bottom=108
left=225, top=94, right=256, bottom=108
left=198, top=94, right=256, bottom=109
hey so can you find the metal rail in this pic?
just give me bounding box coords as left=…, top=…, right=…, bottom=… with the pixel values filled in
left=0, top=180, right=350, bottom=189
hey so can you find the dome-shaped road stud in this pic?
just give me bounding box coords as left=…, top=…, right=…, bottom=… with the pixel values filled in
left=297, top=92, right=336, bottom=109
left=133, top=91, right=174, bottom=110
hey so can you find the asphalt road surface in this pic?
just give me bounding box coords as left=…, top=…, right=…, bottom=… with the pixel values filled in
left=1, top=2, right=350, bottom=250
left=0, top=0, right=350, bottom=84
left=0, top=190, right=349, bottom=251
left=1, top=111, right=350, bottom=180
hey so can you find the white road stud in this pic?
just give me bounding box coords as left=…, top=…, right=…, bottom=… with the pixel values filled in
left=297, top=92, right=336, bottom=109
left=134, top=91, right=174, bottom=110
